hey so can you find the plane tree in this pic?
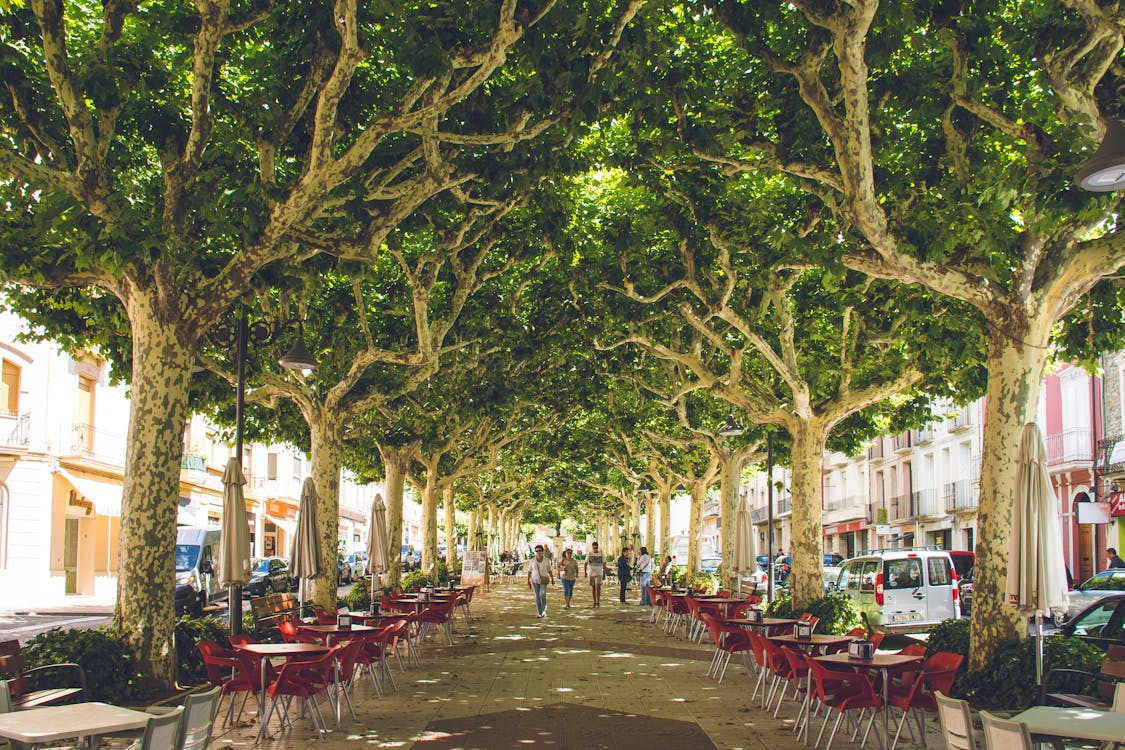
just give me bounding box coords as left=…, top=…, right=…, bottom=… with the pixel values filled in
left=641, top=0, right=1123, bottom=664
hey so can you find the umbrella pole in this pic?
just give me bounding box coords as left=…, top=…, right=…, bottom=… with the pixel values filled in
left=1036, top=615, right=1044, bottom=686
left=229, top=584, right=242, bottom=634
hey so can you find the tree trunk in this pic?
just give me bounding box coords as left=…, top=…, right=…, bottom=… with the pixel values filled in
left=687, top=480, right=706, bottom=573
left=381, top=451, right=410, bottom=588
left=645, top=496, right=656, bottom=555
left=443, top=487, right=457, bottom=566
left=308, top=415, right=342, bottom=612
left=720, top=455, right=740, bottom=591
left=969, top=323, right=1050, bottom=669
left=487, top=504, right=497, bottom=558
left=659, top=484, right=672, bottom=565
left=420, top=473, right=439, bottom=578
left=789, top=420, right=827, bottom=610
left=116, top=304, right=193, bottom=690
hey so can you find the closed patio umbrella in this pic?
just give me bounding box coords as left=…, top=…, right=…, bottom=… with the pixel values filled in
left=367, top=494, right=390, bottom=597
left=290, top=477, right=324, bottom=616
left=219, top=459, right=253, bottom=633
left=1006, top=423, right=1069, bottom=685
left=732, top=496, right=756, bottom=595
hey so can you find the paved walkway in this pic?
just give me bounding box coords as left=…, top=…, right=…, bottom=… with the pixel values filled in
left=210, top=581, right=942, bottom=750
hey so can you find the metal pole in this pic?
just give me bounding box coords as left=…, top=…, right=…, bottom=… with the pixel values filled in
left=766, top=430, right=775, bottom=602
left=229, top=314, right=248, bottom=634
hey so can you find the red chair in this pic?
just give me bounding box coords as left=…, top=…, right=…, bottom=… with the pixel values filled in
left=698, top=612, right=753, bottom=683
left=797, top=612, right=821, bottom=631
left=197, top=641, right=258, bottom=728
left=745, top=631, right=771, bottom=704
left=887, top=651, right=964, bottom=749
left=312, top=606, right=337, bottom=625
left=694, top=601, right=724, bottom=643
left=261, top=646, right=340, bottom=738
left=778, top=646, right=814, bottom=734
left=330, top=638, right=366, bottom=722
left=280, top=620, right=322, bottom=645
left=418, top=599, right=456, bottom=646
left=757, top=632, right=797, bottom=713
left=664, top=595, right=690, bottom=637
left=358, top=621, right=406, bottom=692
left=228, top=633, right=258, bottom=647
left=805, top=652, right=883, bottom=750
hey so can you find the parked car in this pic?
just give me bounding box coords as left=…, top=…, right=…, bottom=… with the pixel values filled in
left=346, top=552, right=368, bottom=578
left=700, top=555, right=722, bottom=573
left=1058, top=592, right=1125, bottom=650
left=823, top=553, right=845, bottom=567
left=246, top=556, right=292, bottom=597
left=823, top=566, right=842, bottom=594
left=1065, top=570, right=1125, bottom=618
left=959, top=566, right=974, bottom=617
left=175, top=527, right=228, bottom=616
left=834, top=548, right=960, bottom=632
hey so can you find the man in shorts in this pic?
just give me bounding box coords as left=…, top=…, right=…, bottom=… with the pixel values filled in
left=584, top=541, right=606, bottom=607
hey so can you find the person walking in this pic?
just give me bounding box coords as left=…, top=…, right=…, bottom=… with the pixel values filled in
left=559, top=548, right=579, bottom=609
left=616, top=547, right=633, bottom=603
left=527, top=544, right=554, bottom=618
left=585, top=541, right=606, bottom=607
left=635, top=546, right=654, bottom=605
left=1108, top=547, right=1125, bottom=569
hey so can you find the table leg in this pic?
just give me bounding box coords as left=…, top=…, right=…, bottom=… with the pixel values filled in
left=256, top=657, right=270, bottom=743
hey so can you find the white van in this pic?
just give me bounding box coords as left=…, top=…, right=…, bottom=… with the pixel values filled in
left=175, top=527, right=226, bottom=616
left=832, top=548, right=960, bottom=633
left=671, top=535, right=716, bottom=565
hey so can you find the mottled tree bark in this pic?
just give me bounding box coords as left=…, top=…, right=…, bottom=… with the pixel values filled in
left=969, top=323, right=1050, bottom=669
left=117, top=303, right=194, bottom=689
left=645, top=496, right=656, bottom=555
left=443, top=487, right=457, bottom=566
left=789, top=421, right=828, bottom=610
left=380, top=450, right=411, bottom=588
left=687, top=480, right=707, bottom=573
left=659, top=485, right=672, bottom=564
left=719, top=457, right=740, bottom=591
left=307, top=417, right=343, bottom=612
left=420, top=472, right=440, bottom=577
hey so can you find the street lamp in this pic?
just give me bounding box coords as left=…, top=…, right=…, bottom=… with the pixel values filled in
left=718, top=413, right=745, bottom=437
left=1075, top=85, right=1125, bottom=192
left=200, top=313, right=317, bottom=632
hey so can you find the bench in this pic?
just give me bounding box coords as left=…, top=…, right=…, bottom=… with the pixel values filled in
left=1043, top=643, right=1125, bottom=709
left=0, top=639, right=87, bottom=710
left=250, top=592, right=299, bottom=633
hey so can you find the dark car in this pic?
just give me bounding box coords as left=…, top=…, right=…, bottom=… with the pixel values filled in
left=1065, top=569, right=1125, bottom=618
left=959, top=566, right=974, bottom=617
left=246, top=556, right=292, bottom=597
left=1058, top=592, right=1125, bottom=650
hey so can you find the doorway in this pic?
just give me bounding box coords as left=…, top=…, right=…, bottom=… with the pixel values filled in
left=64, top=518, right=79, bottom=594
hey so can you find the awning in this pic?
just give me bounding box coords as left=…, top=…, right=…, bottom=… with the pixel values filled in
left=265, top=514, right=297, bottom=537
left=56, top=468, right=122, bottom=517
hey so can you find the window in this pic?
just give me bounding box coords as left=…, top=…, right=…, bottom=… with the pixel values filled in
left=1, top=360, right=19, bottom=416
left=292, top=455, right=302, bottom=480
left=927, top=557, right=953, bottom=586
left=76, top=375, right=95, bottom=452
left=859, top=561, right=879, bottom=592
left=1070, top=601, right=1116, bottom=636
left=885, top=558, right=924, bottom=589
left=267, top=452, right=278, bottom=481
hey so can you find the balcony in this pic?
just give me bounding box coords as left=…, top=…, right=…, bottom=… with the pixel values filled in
left=910, top=488, right=943, bottom=518
left=825, top=494, right=865, bottom=513
left=1045, top=428, right=1093, bottom=466
left=911, top=426, right=935, bottom=445
left=943, top=480, right=977, bottom=512
left=867, top=440, right=885, bottom=460
left=751, top=506, right=768, bottom=523
left=0, top=412, right=30, bottom=449
left=889, top=494, right=910, bottom=521
left=776, top=497, right=792, bottom=515
left=893, top=432, right=913, bottom=452
left=951, top=410, right=973, bottom=431
left=69, top=422, right=127, bottom=463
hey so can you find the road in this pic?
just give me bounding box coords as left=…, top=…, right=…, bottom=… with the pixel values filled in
left=0, top=583, right=353, bottom=642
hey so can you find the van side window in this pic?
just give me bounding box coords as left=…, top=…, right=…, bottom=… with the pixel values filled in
left=885, top=558, right=923, bottom=589
left=859, top=561, right=879, bottom=592
left=927, top=557, right=952, bottom=586
left=844, top=563, right=862, bottom=592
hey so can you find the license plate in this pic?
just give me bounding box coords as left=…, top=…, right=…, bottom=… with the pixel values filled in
left=890, top=612, right=921, bottom=622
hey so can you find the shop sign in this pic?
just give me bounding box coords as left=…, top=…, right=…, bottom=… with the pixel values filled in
left=1110, top=492, right=1125, bottom=518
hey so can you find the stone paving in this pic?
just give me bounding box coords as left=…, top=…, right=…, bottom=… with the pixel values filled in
left=209, top=580, right=943, bottom=750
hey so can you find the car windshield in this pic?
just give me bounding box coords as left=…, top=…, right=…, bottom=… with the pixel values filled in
left=252, top=559, right=271, bottom=573
left=175, top=544, right=200, bottom=572
left=1084, top=572, right=1125, bottom=591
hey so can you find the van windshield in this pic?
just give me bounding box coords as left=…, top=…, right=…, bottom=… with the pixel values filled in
left=885, top=558, right=924, bottom=589
left=176, top=544, right=200, bottom=572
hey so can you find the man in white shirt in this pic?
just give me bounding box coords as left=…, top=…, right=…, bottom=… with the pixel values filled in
left=527, top=545, right=555, bottom=618
left=635, top=546, right=654, bottom=605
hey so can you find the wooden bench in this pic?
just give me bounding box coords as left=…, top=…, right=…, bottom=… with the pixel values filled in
left=1043, top=643, right=1125, bottom=709
left=250, top=592, right=299, bottom=633
left=0, top=639, right=87, bottom=710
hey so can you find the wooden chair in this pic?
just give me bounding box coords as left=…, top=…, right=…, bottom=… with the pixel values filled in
left=1042, top=643, right=1125, bottom=709
left=0, top=639, right=87, bottom=709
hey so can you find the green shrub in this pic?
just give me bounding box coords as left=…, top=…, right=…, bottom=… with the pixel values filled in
left=21, top=627, right=142, bottom=703
left=401, top=570, right=434, bottom=591
left=921, top=619, right=1104, bottom=710
left=683, top=571, right=719, bottom=594
left=340, top=577, right=371, bottom=611
left=763, top=591, right=859, bottom=634
left=173, top=615, right=230, bottom=686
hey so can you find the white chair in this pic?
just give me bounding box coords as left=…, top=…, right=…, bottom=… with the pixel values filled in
left=979, top=710, right=1033, bottom=750
left=137, top=707, right=185, bottom=750
left=935, top=692, right=978, bottom=750
left=172, top=685, right=221, bottom=750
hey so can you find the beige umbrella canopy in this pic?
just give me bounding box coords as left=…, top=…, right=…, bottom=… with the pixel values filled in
left=1006, top=423, right=1070, bottom=684
left=732, top=495, right=756, bottom=594
left=290, top=477, right=324, bottom=612
left=219, top=459, right=252, bottom=632
left=367, top=494, right=390, bottom=593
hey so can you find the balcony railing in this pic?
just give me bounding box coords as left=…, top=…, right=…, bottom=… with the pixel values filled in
left=910, top=488, right=943, bottom=518
left=825, top=495, right=865, bottom=513
left=776, top=497, right=792, bottom=515
left=893, top=432, right=912, bottom=452
left=0, top=412, right=30, bottom=448
left=951, top=410, right=973, bottom=431
left=1045, top=428, right=1093, bottom=466
left=943, top=480, right=977, bottom=511
left=751, top=506, right=768, bottom=523
left=911, top=427, right=935, bottom=445
left=889, top=493, right=910, bottom=521
left=867, top=440, right=884, bottom=460
left=70, top=422, right=127, bottom=462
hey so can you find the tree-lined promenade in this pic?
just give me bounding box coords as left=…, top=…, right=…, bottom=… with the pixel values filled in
left=0, top=0, right=1121, bottom=689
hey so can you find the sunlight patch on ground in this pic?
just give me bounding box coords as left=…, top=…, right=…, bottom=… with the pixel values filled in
left=494, top=634, right=526, bottom=640
left=553, top=649, right=591, bottom=655
left=553, top=687, right=574, bottom=692
left=599, top=652, right=634, bottom=658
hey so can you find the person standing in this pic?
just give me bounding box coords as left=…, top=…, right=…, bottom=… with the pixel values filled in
left=527, top=544, right=554, bottom=618
left=635, top=546, right=654, bottom=605
left=1108, top=547, right=1125, bottom=569
left=585, top=541, right=606, bottom=607
left=616, top=547, right=633, bottom=603
left=559, top=548, right=579, bottom=609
